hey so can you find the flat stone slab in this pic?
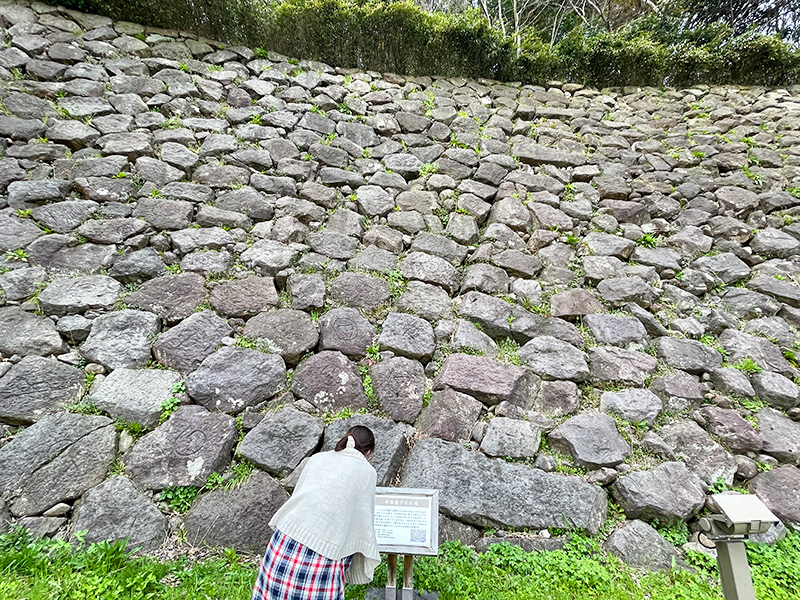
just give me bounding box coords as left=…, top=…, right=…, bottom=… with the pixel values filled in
left=433, top=353, right=535, bottom=408
left=10, top=422, right=116, bottom=517
left=0, top=306, right=66, bottom=357
left=0, top=356, right=85, bottom=425
left=80, top=309, right=160, bottom=370
left=124, top=406, right=237, bottom=490
left=401, top=437, right=607, bottom=534
left=0, top=413, right=112, bottom=498
left=88, top=368, right=183, bottom=428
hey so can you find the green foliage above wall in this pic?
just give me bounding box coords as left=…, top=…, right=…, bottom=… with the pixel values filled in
left=52, top=0, right=800, bottom=87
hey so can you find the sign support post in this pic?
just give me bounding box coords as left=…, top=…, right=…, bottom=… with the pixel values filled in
left=402, top=554, right=415, bottom=600
left=385, top=554, right=397, bottom=600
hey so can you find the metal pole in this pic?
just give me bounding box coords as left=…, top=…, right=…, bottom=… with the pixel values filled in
left=716, top=540, right=756, bottom=600
left=402, top=554, right=415, bottom=600
left=385, top=554, right=397, bottom=600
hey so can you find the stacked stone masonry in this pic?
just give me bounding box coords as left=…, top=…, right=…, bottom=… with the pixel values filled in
left=0, top=0, right=799, bottom=568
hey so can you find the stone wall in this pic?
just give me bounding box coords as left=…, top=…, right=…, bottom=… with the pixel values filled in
left=0, top=0, right=799, bottom=570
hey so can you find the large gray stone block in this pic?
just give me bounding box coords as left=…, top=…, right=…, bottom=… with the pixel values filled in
left=401, top=437, right=607, bottom=534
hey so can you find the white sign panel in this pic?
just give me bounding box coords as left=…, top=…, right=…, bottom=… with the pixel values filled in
left=374, top=487, right=438, bottom=556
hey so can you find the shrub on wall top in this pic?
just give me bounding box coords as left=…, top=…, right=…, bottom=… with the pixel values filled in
left=51, top=0, right=800, bottom=86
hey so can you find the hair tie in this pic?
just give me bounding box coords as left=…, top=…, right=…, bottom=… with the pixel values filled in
left=346, top=435, right=356, bottom=449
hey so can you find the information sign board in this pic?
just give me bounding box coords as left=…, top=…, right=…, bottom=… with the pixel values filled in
left=374, top=487, right=438, bottom=556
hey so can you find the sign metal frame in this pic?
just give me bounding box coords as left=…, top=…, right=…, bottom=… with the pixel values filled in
left=374, top=487, right=439, bottom=556
left=374, top=487, right=439, bottom=600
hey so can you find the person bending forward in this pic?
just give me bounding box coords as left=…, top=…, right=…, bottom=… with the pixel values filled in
left=252, top=426, right=380, bottom=600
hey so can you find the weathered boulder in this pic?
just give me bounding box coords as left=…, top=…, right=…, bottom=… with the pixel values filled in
left=238, top=407, right=324, bottom=476
left=656, top=337, right=722, bottom=374
left=186, top=346, right=286, bottom=414
left=209, top=276, right=280, bottom=317
left=600, top=388, right=663, bottom=425
left=330, top=272, right=391, bottom=310
left=648, top=370, right=704, bottom=412
left=80, top=309, right=160, bottom=370
left=518, top=336, right=589, bottom=381
left=10, top=423, right=116, bottom=517
left=243, top=309, right=319, bottom=365
left=481, top=417, right=541, bottom=459
left=751, top=371, right=800, bottom=410
left=0, top=307, right=65, bottom=357
left=292, top=351, right=366, bottom=412
left=72, top=476, right=166, bottom=552
left=758, top=408, right=800, bottom=465
left=534, top=380, right=580, bottom=417
left=124, top=406, right=237, bottom=489
left=414, top=388, right=484, bottom=443
left=38, top=275, right=121, bottom=316
left=719, top=329, right=794, bottom=378
left=604, top=520, right=687, bottom=571
left=185, top=471, right=289, bottom=552
left=548, top=412, right=630, bottom=468
left=583, top=313, right=648, bottom=347
left=127, top=273, right=207, bottom=324
left=659, top=420, right=737, bottom=485
left=318, top=308, right=374, bottom=358
left=700, top=406, right=762, bottom=454
left=370, top=357, right=426, bottom=423
left=589, top=347, right=657, bottom=387
left=152, top=310, right=232, bottom=374
left=0, top=413, right=111, bottom=498
left=612, top=462, right=706, bottom=523
left=401, top=438, right=607, bottom=534
left=378, top=312, right=435, bottom=361
left=750, top=466, right=800, bottom=524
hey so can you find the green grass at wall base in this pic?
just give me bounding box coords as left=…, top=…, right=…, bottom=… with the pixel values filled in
left=49, top=0, right=800, bottom=87
left=2, top=528, right=800, bottom=600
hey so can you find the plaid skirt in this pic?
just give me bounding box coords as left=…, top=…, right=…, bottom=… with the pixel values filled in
left=251, top=529, right=354, bottom=600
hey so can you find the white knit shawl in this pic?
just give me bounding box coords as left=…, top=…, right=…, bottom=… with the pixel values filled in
left=269, top=448, right=380, bottom=584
